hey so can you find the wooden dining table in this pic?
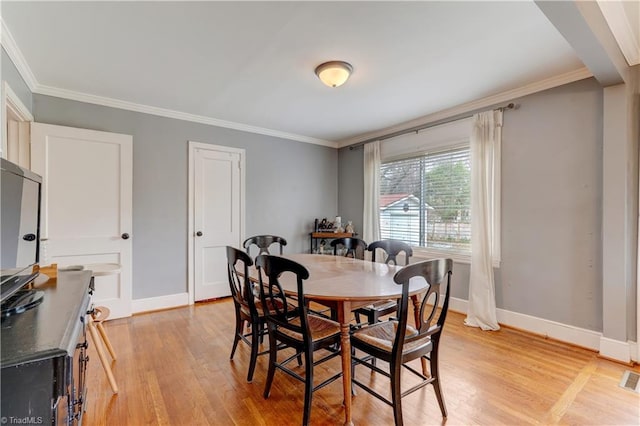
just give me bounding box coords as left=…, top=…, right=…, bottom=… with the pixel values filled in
left=247, top=253, right=428, bottom=426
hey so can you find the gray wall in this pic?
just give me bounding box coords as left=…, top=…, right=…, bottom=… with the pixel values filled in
left=1, top=47, right=33, bottom=115
left=498, top=78, right=602, bottom=331
left=337, top=145, right=364, bottom=235
left=338, top=78, right=604, bottom=331
left=33, top=95, right=338, bottom=299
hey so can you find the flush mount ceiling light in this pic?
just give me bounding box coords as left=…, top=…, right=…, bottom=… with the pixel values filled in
left=314, top=61, right=353, bottom=88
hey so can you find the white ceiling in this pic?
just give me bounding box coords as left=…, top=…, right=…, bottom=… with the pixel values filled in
left=1, top=1, right=586, bottom=144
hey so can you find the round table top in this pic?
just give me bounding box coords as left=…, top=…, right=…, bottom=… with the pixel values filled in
left=249, top=254, right=426, bottom=301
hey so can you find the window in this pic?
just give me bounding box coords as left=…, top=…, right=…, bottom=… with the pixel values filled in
left=374, top=116, right=500, bottom=265
left=380, top=146, right=471, bottom=255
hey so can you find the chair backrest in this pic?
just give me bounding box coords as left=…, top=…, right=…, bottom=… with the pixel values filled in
left=392, top=258, right=453, bottom=353
left=367, top=239, right=413, bottom=266
left=226, top=246, right=258, bottom=315
left=255, top=255, right=312, bottom=343
left=330, top=237, right=367, bottom=260
left=243, top=235, right=287, bottom=257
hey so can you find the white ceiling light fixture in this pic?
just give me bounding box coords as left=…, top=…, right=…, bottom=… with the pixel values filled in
left=315, top=61, right=353, bottom=88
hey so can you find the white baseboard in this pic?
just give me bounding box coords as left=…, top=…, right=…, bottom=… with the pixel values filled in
left=449, top=297, right=602, bottom=351
left=132, top=292, right=189, bottom=314
left=599, top=336, right=632, bottom=363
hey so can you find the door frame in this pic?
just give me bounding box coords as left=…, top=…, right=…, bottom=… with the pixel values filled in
left=187, top=141, right=245, bottom=304
left=1, top=81, right=34, bottom=163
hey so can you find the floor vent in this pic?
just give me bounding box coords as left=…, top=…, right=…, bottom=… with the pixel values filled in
left=619, top=370, right=640, bottom=393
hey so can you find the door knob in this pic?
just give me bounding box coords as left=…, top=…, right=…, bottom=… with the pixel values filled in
left=196, top=231, right=203, bottom=237
left=121, top=233, right=130, bottom=240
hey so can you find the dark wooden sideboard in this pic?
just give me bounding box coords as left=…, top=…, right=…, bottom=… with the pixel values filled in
left=1, top=270, right=93, bottom=425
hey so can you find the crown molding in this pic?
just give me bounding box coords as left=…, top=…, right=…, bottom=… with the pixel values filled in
left=35, top=85, right=337, bottom=148
left=337, top=66, right=594, bottom=148
left=0, top=18, right=336, bottom=148
left=0, top=19, right=38, bottom=91
left=597, top=0, right=640, bottom=66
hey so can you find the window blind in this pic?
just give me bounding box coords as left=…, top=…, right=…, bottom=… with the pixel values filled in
left=379, top=146, right=471, bottom=253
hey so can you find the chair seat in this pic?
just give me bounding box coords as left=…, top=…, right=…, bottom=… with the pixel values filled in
left=279, top=314, right=341, bottom=342
left=241, top=298, right=295, bottom=317
left=352, top=320, right=431, bottom=353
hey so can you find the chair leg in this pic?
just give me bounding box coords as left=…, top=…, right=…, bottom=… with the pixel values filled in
left=390, top=363, right=403, bottom=426
left=354, top=311, right=362, bottom=323
left=302, top=349, right=314, bottom=426
left=88, top=318, right=118, bottom=394
left=95, top=321, right=117, bottom=360
left=247, top=320, right=260, bottom=383
left=350, top=346, right=357, bottom=396
left=230, top=314, right=243, bottom=360
left=263, top=326, right=278, bottom=399
left=369, top=310, right=378, bottom=367
left=430, top=346, right=447, bottom=418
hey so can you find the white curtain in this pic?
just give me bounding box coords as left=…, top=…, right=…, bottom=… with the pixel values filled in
left=363, top=141, right=381, bottom=245
left=465, top=110, right=501, bottom=331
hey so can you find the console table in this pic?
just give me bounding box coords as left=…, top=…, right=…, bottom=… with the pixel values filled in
left=309, top=232, right=355, bottom=254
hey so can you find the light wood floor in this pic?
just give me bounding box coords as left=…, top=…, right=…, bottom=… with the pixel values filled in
left=84, top=299, right=640, bottom=425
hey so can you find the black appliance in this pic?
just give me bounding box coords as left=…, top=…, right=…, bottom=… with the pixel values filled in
left=1, top=157, right=42, bottom=307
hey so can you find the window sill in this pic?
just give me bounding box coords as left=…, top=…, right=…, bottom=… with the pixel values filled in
left=411, top=247, right=501, bottom=268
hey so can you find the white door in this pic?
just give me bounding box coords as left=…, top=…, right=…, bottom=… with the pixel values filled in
left=189, top=141, right=244, bottom=302
left=31, top=123, right=133, bottom=318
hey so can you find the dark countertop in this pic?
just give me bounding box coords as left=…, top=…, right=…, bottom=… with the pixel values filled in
left=1, top=270, right=92, bottom=368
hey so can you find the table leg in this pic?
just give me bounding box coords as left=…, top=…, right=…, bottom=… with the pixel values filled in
left=337, top=301, right=354, bottom=426
left=411, top=294, right=429, bottom=376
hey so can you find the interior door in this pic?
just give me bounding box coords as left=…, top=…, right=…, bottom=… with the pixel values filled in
left=31, top=123, right=133, bottom=318
left=191, top=142, right=244, bottom=301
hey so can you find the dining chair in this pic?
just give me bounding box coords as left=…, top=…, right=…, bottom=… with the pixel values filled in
left=351, top=258, right=453, bottom=426
left=244, top=234, right=297, bottom=305
left=354, top=239, right=413, bottom=324
left=330, top=237, right=367, bottom=260
left=243, top=235, right=287, bottom=258
left=226, top=246, right=271, bottom=383
left=256, top=254, right=342, bottom=426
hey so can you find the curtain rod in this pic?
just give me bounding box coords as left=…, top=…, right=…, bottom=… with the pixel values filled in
left=348, top=102, right=517, bottom=150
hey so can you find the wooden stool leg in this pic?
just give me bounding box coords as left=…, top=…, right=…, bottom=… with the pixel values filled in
left=95, top=321, right=117, bottom=360
left=88, top=318, right=118, bottom=394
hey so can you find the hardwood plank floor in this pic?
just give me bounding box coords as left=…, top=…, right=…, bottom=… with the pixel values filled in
left=84, top=299, right=640, bottom=425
